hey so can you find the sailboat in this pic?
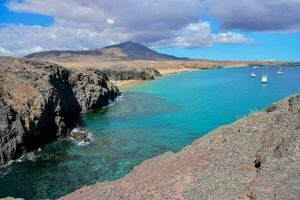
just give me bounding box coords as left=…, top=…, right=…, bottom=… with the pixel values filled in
left=261, top=74, right=268, bottom=84
left=251, top=72, right=256, bottom=78
left=251, top=66, right=257, bottom=78
left=277, top=66, right=283, bottom=74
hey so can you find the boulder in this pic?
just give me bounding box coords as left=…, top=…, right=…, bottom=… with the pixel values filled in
left=70, top=130, right=91, bottom=143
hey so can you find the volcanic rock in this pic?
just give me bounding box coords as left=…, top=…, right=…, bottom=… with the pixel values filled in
left=0, top=57, right=119, bottom=165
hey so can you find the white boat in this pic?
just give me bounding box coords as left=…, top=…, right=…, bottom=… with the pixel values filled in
left=261, top=75, right=268, bottom=84
left=277, top=66, right=283, bottom=74
left=251, top=72, right=256, bottom=78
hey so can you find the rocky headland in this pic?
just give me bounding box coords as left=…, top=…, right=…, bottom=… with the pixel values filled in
left=69, top=68, right=119, bottom=111
left=61, top=93, right=300, bottom=200
left=0, top=57, right=119, bottom=165
left=100, top=66, right=161, bottom=81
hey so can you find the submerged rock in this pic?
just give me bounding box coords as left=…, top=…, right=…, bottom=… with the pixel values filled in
left=70, top=130, right=92, bottom=143
left=0, top=57, right=119, bottom=165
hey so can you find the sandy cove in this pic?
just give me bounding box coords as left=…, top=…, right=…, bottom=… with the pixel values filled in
left=115, top=66, right=241, bottom=89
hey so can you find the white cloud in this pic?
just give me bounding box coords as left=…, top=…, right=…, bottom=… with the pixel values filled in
left=204, top=0, right=300, bottom=32
left=30, top=45, right=43, bottom=52
left=0, top=47, right=11, bottom=55
left=0, top=22, right=253, bottom=56
left=6, top=0, right=201, bottom=34
left=214, top=32, right=255, bottom=44
left=151, top=22, right=254, bottom=48
left=0, top=24, right=125, bottom=56
left=106, top=18, right=114, bottom=25
left=0, top=0, right=254, bottom=56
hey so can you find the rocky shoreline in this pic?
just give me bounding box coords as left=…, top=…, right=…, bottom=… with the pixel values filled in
left=0, top=57, right=120, bottom=165
left=1, top=56, right=299, bottom=199
left=60, top=93, right=300, bottom=200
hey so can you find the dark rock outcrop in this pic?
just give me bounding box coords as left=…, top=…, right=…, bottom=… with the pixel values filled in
left=0, top=57, right=119, bottom=165
left=69, top=69, right=119, bottom=111
left=100, top=67, right=161, bottom=81
left=70, top=130, right=91, bottom=143
left=0, top=98, right=25, bottom=164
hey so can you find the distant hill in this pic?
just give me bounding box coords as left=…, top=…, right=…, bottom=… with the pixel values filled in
left=24, top=41, right=183, bottom=61
left=102, top=41, right=180, bottom=60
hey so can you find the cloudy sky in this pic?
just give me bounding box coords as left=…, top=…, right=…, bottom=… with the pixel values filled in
left=0, top=0, right=299, bottom=60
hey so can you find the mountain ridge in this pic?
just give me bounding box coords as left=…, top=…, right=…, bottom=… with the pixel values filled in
left=24, top=41, right=184, bottom=61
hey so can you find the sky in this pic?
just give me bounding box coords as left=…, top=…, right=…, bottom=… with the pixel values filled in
left=0, top=0, right=299, bottom=61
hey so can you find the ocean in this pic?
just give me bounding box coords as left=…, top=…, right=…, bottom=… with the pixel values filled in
left=1, top=66, right=299, bottom=199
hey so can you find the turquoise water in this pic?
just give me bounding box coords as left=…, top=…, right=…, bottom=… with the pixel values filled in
left=0, top=66, right=300, bottom=199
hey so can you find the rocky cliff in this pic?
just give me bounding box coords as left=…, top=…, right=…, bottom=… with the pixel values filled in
left=100, top=67, right=161, bottom=81
left=61, top=94, right=300, bottom=200
left=0, top=57, right=119, bottom=165
left=69, top=69, right=119, bottom=111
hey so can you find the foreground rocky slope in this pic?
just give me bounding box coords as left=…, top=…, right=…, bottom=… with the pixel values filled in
left=0, top=57, right=119, bottom=165
left=61, top=94, right=300, bottom=200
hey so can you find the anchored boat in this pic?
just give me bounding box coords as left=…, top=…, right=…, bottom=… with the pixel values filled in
left=261, top=75, right=268, bottom=84
left=277, top=66, right=283, bottom=74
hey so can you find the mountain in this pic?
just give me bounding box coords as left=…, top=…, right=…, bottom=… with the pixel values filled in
left=102, top=41, right=179, bottom=60
left=24, top=41, right=183, bottom=61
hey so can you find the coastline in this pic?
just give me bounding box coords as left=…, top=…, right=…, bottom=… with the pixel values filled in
left=158, top=67, right=200, bottom=76
left=114, top=79, right=144, bottom=89
left=60, top=93, right=300, bottom=200
left=2, top=58, right=300, bottom=199
left=113, top=64, right=247, bottom=89
left=113, top=68, right=200, bottom=89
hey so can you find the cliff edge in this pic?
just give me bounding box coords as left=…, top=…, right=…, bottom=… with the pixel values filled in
left=61, top=94, right=300, bottom=200
left=0, top=57, right=119, bottom=165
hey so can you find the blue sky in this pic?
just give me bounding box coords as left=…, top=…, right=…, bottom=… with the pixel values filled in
left=157, top=32, right=300, bottom=61
left=0, top=0, right=299, bottom=61
left=0, top=2, right=53, bottom=26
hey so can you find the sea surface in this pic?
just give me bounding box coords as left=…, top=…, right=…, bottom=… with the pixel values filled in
left=0, top=66, right=300, bottom=199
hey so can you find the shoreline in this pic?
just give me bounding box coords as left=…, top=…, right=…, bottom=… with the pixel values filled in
left=114, top=68, right=199, bottom=89
left=113, top=65, right=248, bottom=89
left=113, top=68, right=200, bottom=89
left=113, top=63, right=291, bottom=89
left=114, top=79, right=144, bottom=89
left=60, top=93, right=300, bottom=199
left=158, top=67, right=200, bottom=76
